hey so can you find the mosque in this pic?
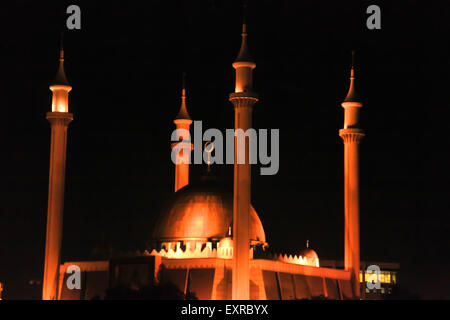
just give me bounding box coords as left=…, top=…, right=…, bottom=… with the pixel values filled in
left=41, top=20, right=368, bottom=300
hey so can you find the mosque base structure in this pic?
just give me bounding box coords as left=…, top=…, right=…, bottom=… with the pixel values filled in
left=57, top=255, right=357, bottom=300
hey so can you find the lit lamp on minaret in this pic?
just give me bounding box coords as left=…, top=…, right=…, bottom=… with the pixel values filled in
left=229, top=20, right=258, bottom=300
left=339, top=51, right=364, bottom=299
left=42, top=42, right=73, bottom=300
left=171, top=73, right=193, bottom=192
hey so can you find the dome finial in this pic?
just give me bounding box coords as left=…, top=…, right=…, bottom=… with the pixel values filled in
left=343, top=50, right=360, bottom=103
left=306, top=239, right=309, bottom=248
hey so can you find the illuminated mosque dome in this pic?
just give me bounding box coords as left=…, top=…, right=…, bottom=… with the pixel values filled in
left=217, top=236, right=233, bottom=259
left=152, top=175, right=266, bottom=246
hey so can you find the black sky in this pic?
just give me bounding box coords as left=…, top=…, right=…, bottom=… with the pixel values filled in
left=1, top=0, right=449, bottom=299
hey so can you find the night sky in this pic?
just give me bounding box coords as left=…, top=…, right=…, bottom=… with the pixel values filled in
left=1, top=0, right=449, bottom=299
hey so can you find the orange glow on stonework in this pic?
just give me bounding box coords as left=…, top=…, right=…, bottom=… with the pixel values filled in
left=147, top=241, right=319, bottom=267
left=50, top=86, right=71, bottom=113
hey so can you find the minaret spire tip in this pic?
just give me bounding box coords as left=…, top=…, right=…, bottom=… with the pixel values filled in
left=182, top=72, right=186, bottom=97
left=242, top=2, right=247, bottom=35
left=59, top=32, right=65, bottom=61
left=233, top=1, right=254, bottom=64
left=175, top=72, right=191, bottom=121
left=343, top=50, right=360, bottom=103
left=351, top=50, right=355, bottom=78
left=51, top=32, right=70, bottom=87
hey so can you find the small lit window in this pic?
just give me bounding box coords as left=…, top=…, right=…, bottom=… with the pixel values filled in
left=384, top=272, right=391, bottom=284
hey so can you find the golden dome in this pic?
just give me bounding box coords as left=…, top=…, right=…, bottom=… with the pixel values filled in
left=218, top=237, right=233, bottom=248
left=152, top=176, right=266, bottom=244
left=299, top=240, right=319, bottom=266
left=217, top=237, right=233, bottom=259
left=300, top=248, right=318, bottom=260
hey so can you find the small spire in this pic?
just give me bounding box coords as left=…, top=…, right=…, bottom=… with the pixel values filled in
left=351, top=50, right=355, bottom=69
left=59, top=32, right=64, bottom=61
left=242, top=2, right=247, bottom=35
left=234, top=3, right=254, bottom=63
left=242, top=1, right=247, bottom=25
left=175, top=72, right=191, bottom=120
left=51, top=32, right=70, bottom=86
left=182, top=71, right=186, bottom=97
left=306, top=240, right=309, bottom=248
left=343, top=50, right=360, bottom=103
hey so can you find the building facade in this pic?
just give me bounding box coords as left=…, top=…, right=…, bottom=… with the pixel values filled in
left=40, top=19, right=384, bottom=300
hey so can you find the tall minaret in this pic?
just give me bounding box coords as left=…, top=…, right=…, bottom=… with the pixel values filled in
left=171, top=73, right=193, bottom=192
left=42, top=41, right=73, bottom=300
left=229, top=19, right=258, bottom=300
left=339, top=51, right=364, bottom=299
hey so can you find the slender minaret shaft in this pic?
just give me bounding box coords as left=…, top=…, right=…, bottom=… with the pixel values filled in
left=172, top=73, right=193, bottom=192
left=339, top=52, right=364, bottom=299
left=230, top=22, right=258, bottom=300
left=42, top=44, right=73, bottom=300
